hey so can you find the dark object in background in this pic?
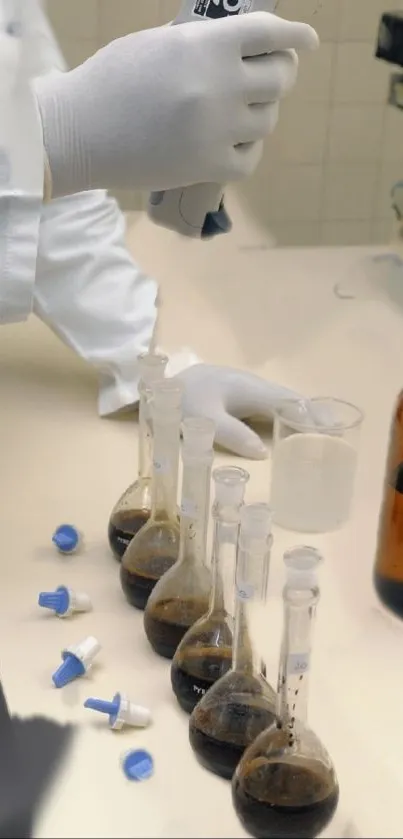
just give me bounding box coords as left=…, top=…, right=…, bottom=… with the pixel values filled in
left=0, top=681, right=74, bottom=838
left=388, top=72, right=403, bottom=109
left=376, top=12, right=403, bottom=67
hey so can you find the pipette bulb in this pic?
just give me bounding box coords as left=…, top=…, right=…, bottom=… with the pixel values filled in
left=84, top=692, right=151, bottom=730
left=52, top=524, right=80, bottom=555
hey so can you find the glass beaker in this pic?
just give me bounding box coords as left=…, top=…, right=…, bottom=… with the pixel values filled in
left=189, top=504, right=276, bottom=780
left=270, top=398, right=363, bottom=533
left=171, top=465, right=250, bottom=713
left=232, top=545, right=339, bottom=839
left=374, top=388, right=403, bottom=618
left=144, top=417, right=216, bottom=660
left=108, top=352, right=168, bottom=561
left=120, top=379, right=183, bottom=610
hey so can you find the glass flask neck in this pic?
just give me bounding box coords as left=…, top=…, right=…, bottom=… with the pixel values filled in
left=232, top=534, right=272, bottom=677
left=138, top=381, right=154, bottom=480
left=178, top=454, right=213, bottom=567
left=208, top=508, right=240, bottom=620
left=151, top=411, right=180, bottom=521
left=276, top=587, right=319, bottom=736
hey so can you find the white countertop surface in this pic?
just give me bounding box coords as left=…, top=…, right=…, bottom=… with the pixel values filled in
left=1, top=205, right=403, bottom=838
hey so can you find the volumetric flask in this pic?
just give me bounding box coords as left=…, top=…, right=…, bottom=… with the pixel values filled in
left=108, top=352, right=168, bottom=561
left=233, top=545, right=339, bottom=839
left=120, top=379, right=183, bottom=610
left=171, top=465, right=250, bottom=713
left=189, top=504, right=276, bottom=780
left=270, top=398, right=363, bottom=533
left=374, top=388, right=403, bottom=618
left=144, top=417, right=215, bottom=659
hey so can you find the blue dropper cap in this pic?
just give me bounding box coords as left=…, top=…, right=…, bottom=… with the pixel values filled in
left=122, top=749, right=154, bottom=782
left=52, top=651, right=85, bottom=689
left=39, top=585, right=70, bottom=616
left=85, top=693, right=121, bottom=725
left=52, top=524, right=80, bottom=554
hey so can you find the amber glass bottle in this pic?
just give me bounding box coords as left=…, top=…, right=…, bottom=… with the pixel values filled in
left=374, top=391, right=403, bottom=618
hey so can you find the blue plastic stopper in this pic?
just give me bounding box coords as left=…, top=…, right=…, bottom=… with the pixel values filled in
left=52, top=652, right=85, bottom=689
left=52, top=524, right=80, bottom=554
left=38, top=585, right=70, bottom=616
left=122, top=749, right=154, bottom=782
left=84, top=693, right=121, bottom=723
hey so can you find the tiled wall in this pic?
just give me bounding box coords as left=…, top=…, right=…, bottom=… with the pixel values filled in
left=46, top=0, right=403, bottom=246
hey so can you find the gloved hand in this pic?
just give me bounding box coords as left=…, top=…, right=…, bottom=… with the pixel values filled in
left=174, top=364, right=308, bottom=460
left=34, top=13, right=318, bottom=198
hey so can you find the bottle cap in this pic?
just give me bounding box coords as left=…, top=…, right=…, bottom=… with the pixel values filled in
left=213, top=466, right=250, bottom=507
left=84, top=692, right=151, bottom=730
left=182, top=417, right=215, bottom=456
left=122, top=749, right=154, bottom=782
left=38, top=585, right=92, bottom=618
left=284, top=545, right=323, bottom=590
left=240, top=503, right=273, bottom=540
left=52, top=524, right=80, bottom=554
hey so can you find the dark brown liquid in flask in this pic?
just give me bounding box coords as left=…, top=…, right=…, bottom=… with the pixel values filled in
left=189, top=671, right=276, bottom=780
left=374, top=390, right=403, bottom=618
left=232, top=758, right=339, bottom=839
left=108, top=509, right=150, bottom=562
left=171, top=626, right=233, bottom=714
left=144, top=597, right=210, bottom=660
left=120, top=549, right=176, bottom=611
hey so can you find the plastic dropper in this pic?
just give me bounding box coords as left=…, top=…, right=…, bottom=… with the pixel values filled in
left=84, top=692, right=151, bottom=730
left=38, top=586, right=92, bottom=618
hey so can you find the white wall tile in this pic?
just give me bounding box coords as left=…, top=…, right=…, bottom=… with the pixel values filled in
left=278, top=0, right=341, bottom=41
left=158, top=0, right=181, bottom=23
left=46, top=0, right=98, bottom=39
left=327, top=105, right=384, bottom=163
left=333, top=42, right=390, bottom=104
left=243, top=165, right=323, bottom=222
left=99, top=0, right=159, bottom=43
left=59, top=39, right=98, bottom=70
left=270, top=221, right=321, bottom=246
left=339, top=0, right=389, bottom=43
left=323, top=165, right=378, bottom=220
left=382, top=106, right=403, bottom=161
left=321, top=220, right=372, bottom=245
left=295, top=43, right=335, bottom=102
left=268, top=100, right=328, bottom=164
left=372, top=218, right=395, bottom=244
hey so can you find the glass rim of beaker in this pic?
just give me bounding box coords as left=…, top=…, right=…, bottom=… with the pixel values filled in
left=273, top=396, right=364, bottom=434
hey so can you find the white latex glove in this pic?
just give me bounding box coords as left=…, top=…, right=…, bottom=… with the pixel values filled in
left=34, top=13, right=318, bottom=198
left=174, top=364, right=308, bottom=460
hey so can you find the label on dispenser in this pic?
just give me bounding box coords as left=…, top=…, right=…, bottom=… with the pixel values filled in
left=287, top=653, right=310, bottom=676
left=193, top=0, right=252, bottom=19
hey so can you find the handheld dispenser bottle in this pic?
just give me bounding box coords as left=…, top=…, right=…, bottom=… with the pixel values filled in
left=171, top=465, right=250, bottom=713
left=189, top=503, right=276, bottom=780
left=108, top=352, right=168, bottom=561
left=120, top=379, right=183, bottom=610
left=144, top=417, right=216, bottom=660
left=233, top=545, right=339, bottom=839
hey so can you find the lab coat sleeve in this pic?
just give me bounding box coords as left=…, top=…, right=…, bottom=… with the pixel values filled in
left=34, top=191, right=158, bottom=416
left=0, top=3, right=44, bottom=324
left=31, top=0, right=158, bottom=416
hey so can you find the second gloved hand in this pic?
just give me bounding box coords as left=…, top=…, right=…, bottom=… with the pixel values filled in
left=174, top=364, right=308, bottom=460
left=34, top=12, right=318, bottom=198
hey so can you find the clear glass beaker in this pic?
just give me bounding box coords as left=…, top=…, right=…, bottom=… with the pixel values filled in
left=120, top=379, right=183, bottom=610
left=232, top=546, right=339, bottom=839
left=270, top=398, right=363, bottom=533
left=108, top=352, right=168, bottom=561
left=189, top=504, right=276, bottom=780
left=171, top=465, right=250, bottom=713
left=144, top=417, right=216, bottom=660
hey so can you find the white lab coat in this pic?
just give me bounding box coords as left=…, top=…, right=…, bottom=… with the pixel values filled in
left=0, top=0, right=157, bottom=415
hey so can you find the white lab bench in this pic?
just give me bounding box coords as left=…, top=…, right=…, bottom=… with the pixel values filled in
left=1, top=204, right=402, bottom=838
